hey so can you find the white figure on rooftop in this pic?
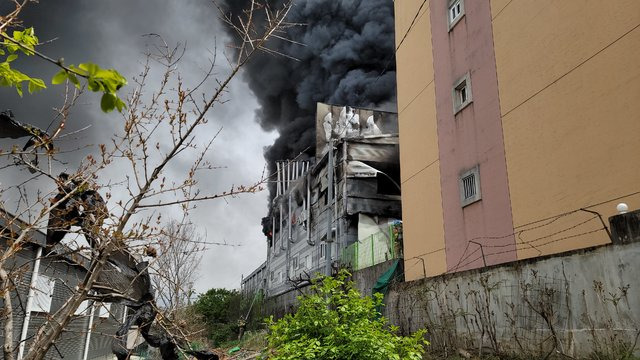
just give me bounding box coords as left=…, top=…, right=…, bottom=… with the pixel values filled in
left=334, top=106, right=349, bottom=137
left=361, top=115, right=382, bottom=136
left=322, top=111, right=333, bottom=142
left=346, top=110, right=360, bottom=137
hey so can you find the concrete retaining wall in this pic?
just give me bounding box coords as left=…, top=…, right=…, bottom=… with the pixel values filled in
left=384, top=242, right=640, bottom=358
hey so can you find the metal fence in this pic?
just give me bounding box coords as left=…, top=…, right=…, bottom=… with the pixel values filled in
left=341, top=223, right=402, bottom=271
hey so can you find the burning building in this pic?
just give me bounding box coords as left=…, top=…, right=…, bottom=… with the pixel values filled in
left=216, top=0, right=397, bottom=200
left=242, top=103, right=403, bottom=297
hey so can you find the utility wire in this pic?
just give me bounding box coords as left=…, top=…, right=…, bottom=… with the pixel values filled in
left=412, top=189, right=640, bottom=274
left=373, top=0, right=430, bottom=86
left=401, top=157, right=439, bottom=185
left=453, top=228, right=606, bottom=271
left=501, top=22, right=640, bottom=120
left=398, top=79, right=434, bottom=115
left=376, top=226, right=608, bottom=324
left=449, top=212, right=608, bottom=272
left=514, top=190, right=640, bottom=230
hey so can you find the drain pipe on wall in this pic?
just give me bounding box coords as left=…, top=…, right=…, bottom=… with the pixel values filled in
left=341, top=141, right=348, bottom=256
left=279, top=203, right=284, bottom=252
left=17, top=246, right=42, bottom=360
left=82, top=301, right=96, bottom=360
left=286, top=192, right=292, bottom=280
left=306, top=173, right=314, bottom=246
left=269, top=215, right=275, bottom=295
left=325, top=140, right=334, bottom=277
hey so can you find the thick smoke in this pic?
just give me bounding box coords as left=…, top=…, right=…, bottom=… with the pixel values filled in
left=219, top=0, right=397, bottom=198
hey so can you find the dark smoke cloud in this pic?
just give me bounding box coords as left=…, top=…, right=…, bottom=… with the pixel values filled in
left=0, top=0, right=276, bottom=290
left=218, top=0, right=397, bottom=197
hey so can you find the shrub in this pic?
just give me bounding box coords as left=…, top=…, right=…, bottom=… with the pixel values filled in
left=265, top=271, right=428, bottom=359
left=193, top=288, right=244, bottom=345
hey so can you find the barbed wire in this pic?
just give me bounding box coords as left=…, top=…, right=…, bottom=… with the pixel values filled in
left=445, top=189, right=640, bottom=272
left=452, top=228, right=606, bottom=272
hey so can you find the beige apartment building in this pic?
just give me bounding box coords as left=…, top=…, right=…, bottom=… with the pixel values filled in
left=395, top=0, right=640, bottom=281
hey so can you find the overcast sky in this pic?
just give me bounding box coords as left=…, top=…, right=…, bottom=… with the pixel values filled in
left=0, top=0, right=275, bottom=292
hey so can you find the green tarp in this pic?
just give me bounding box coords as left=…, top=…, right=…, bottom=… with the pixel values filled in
left=372, top=259, right=402, bottom=316
left=372, top=258, right=401, bottom=296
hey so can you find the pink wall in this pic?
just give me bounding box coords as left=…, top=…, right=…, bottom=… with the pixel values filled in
left=429, top=0, right=516, bottom=271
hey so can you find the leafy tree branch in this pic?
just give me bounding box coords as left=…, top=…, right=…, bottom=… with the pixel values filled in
left=0, top=26, right=127, bottom=112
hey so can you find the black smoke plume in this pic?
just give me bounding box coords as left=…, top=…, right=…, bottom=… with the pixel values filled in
left=218, top=0, right=397, bottom=199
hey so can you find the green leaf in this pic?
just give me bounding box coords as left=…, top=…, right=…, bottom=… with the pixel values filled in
left=11, top=28, right=38, bottom=56
left=28, top=78, right=46, bottom=93
left=115, top=97, right=126, bottom=112
left=88, top=78, right=101, bottom=92
left=67, top=65, right=87, bottom=77
left=67, top=72, right=80, bottom=88
left=51, top=70, right=68, bottom=85
left=6, top=54, right=17, bottom=62
left=28, top=80, right=37, bottom=93
left=100, top=93, right=116, bottom=112
left=12, top=30, right=22, bottom=41
left=78, top=62, right=99, bottom=76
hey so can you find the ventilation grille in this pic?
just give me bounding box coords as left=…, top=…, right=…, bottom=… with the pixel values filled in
left=461, top=173, right=476, bottom=200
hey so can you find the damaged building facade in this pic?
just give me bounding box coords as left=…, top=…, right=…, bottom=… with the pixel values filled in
left=242, top=103, right=402, bottom=297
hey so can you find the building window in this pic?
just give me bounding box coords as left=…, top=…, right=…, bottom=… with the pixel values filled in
left=459, top=166, right=481, bottom=207
left=98, top=302, right=111, bottom=318
left=32, top=274, right=55, bottom=313
left=305, top=255, right=311, bottom=269
left=452, top=73, right=472, bottom=114
left=74, top=300, right=91, bottom=316
left=448, top=0, right=465, bottom=30
left=319, top=242, right=326, bottom=259
left=291, top=255, right=299, bottom=271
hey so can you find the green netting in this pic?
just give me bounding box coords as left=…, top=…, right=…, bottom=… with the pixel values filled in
left=340, top=223, right=402, bottom=270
